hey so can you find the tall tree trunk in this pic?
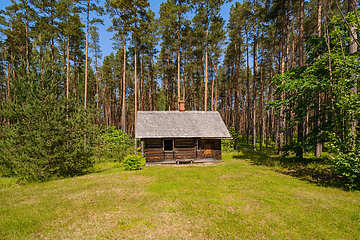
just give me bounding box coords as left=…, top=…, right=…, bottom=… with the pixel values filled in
left=267, top=52, right=274, bottom=149
left=348, top=0, right=357, bottom=54
left=297, top=0, right=305, bottom=158
left=286, top=16, right=291, bottom=72
left=211, top=57, right=216, bottom=111
left=234, top=44, right=240, bottom=150
left=177, top=4, right=181, bottom=107
left=149, top=47, right=153, bottom=111
left=10, top=13, right=16, bottom=80
left=315, top=0, right=323, bottom=157
left=348, top=0, right=357, bottom=140
left=25, top=0, right=29, bottom=73
left=246, top=25, right=251, bottom=148
left=214, top=68, right=218, bottom=112
left=134, top=26, right=138, bottom=154
left=166, top=49, right=170, bottom=110
left=140, top=52, right=144, bottom=111
left=84, top=0, right=90, bottom=111
left=95, top=43, right=99, bottom=124
left=204, top=11, right=209, bottom=111
left=260, top=50, right=264, bottom=149
left=278, top=0, right=286, bottom=155
left=66, top=36, right=70, bottom=121
left=83, top=0, right=90, bottom=147
left=291, top=22, right=296, bottom=69
left=252, top=4, right=257, bottom=152
left=122, top=34, right=127, bottom=131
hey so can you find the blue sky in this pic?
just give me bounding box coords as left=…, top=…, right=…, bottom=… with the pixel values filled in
left=0, top=0, right=236, bottom=60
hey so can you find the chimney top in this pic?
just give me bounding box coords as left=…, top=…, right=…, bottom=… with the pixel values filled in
left=179, top=100, right=185, bottom=112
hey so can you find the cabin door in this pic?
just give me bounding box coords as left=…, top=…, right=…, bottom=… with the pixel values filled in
left=204, top=142, right=212, bottom=156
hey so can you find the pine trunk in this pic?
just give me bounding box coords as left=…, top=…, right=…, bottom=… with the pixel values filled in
left=278, top=0, right=286, bottom=155
left=25, top=0, right=29, bottom=72
left=260, top=51, right=264, bottom=149
left=177, top=8, right=181, bottom=107
left=66, top=36, right=70, bottom=121
left=315, top=0, right=323, bottom=157
left=267, top=53, right=274, bottom=149
left=134, top=28, right=138, bottom=154
left=348, top=0, right=357, bottom=140
left=246, top=26, right=251, bottom=148
left=252, top=5, right=257, bottom=152
left=122, top=35, right=127, bottom=131
left=297, top=0, right=305, bottom=159
left=84, top=0, right=89, bottom=111
left=204, top=14, right=209, bottom=111
left=149, top=47, right=153, bottom=111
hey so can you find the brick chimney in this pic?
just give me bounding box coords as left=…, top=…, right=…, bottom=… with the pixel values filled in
left=179, top=100, right=185, bottom=112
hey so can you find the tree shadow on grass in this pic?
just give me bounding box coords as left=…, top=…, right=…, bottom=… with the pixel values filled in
left=231, top=147, right=347, bottom=190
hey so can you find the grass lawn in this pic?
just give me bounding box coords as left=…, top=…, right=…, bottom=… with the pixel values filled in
left=1, top=151, right=359, bottom=239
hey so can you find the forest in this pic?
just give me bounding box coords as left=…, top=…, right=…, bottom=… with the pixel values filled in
left=0, top=0, right=359, bottom=189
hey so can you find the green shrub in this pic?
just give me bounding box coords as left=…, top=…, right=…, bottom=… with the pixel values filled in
left=123, top=155, right=143, bottom=171
left=96, top=126, right=133, bottom=163
left=222, top=127, right=240, bottom=152
left=222, top=139, right=234, bottom=152
left=331, top=151, right=360, bottom=190
left=329, top=134, right=360, bottom=190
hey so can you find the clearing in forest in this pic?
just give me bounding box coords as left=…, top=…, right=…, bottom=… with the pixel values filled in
left=0, top=152, right=359, bottom=239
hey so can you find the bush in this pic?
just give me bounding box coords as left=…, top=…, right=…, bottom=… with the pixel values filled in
left=222, top=127, right=240, bottom=152
left=123, top=155, right=143, bottom=171
left=96, top=126, right=133, bottom=162
left=331, top=152, right=360, bottom=190
left=329, top=134, right=360, bottom=190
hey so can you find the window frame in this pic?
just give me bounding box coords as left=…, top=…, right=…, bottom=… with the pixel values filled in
left=163, top=139, right=174, bottom=151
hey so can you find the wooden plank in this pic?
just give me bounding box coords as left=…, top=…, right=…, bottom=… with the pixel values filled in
left=174, top=152, right=196, bottom=155
left=175, top=155, right=196, bottom=159
left=145, top=139, right=163, bottom=148
left=145, top=148, right=163, bottom=154
left=174, top=147, right=195, bottom=151
left=174, top=141, right=195, bottom=148
left=174, top=150, right=195, bottom=153
left=147, top=156, right=163, bottom=160
left=146, top=153, right=164, bottom=158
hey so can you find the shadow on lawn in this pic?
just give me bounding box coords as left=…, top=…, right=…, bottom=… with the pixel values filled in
left=232, top=147, right=346, bottom=190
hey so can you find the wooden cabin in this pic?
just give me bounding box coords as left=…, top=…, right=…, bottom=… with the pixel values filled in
left=135, top=107, right=231, bottom=165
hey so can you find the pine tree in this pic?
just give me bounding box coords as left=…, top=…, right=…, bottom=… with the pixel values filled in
left=0, top=45, right=95, bottom=180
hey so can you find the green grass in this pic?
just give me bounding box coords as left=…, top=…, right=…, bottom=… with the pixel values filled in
left=1, top=152, right=360, bottom=239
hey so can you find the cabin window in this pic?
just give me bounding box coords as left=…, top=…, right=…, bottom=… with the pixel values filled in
left=164, top=140, right=173, bottom=151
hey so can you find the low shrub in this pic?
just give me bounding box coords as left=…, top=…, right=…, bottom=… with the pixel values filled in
left=123, top=155, right=143, bottom=171
left=95, top=126, right=133, bottom=162
left=329, top=134, right=360, bottom=190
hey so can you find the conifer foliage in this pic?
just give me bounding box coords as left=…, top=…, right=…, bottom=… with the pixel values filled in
left=0, top=46, right=94, bottom=181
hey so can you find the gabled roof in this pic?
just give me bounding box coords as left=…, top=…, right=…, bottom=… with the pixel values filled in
left=136, top=111, right=232, bottom=139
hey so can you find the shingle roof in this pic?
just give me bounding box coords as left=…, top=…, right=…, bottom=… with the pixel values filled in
left=136, top=111, right=232, bottom=139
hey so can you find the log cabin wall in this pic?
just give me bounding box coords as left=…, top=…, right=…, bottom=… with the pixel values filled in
left=145, top=139, right=163, bottom=162
left=144, top=138, right=221, bottom=162
left=199, top=139, right=221, bottom=160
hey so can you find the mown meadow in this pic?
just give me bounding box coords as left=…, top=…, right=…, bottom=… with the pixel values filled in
left=1, top=149, right=359, bottom=239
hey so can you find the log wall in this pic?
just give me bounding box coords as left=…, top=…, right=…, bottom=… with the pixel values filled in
left=144, top=138, right=222, bottom=162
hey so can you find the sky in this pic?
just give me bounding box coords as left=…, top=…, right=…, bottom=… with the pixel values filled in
left=0, top=0, right=236, bottom=59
